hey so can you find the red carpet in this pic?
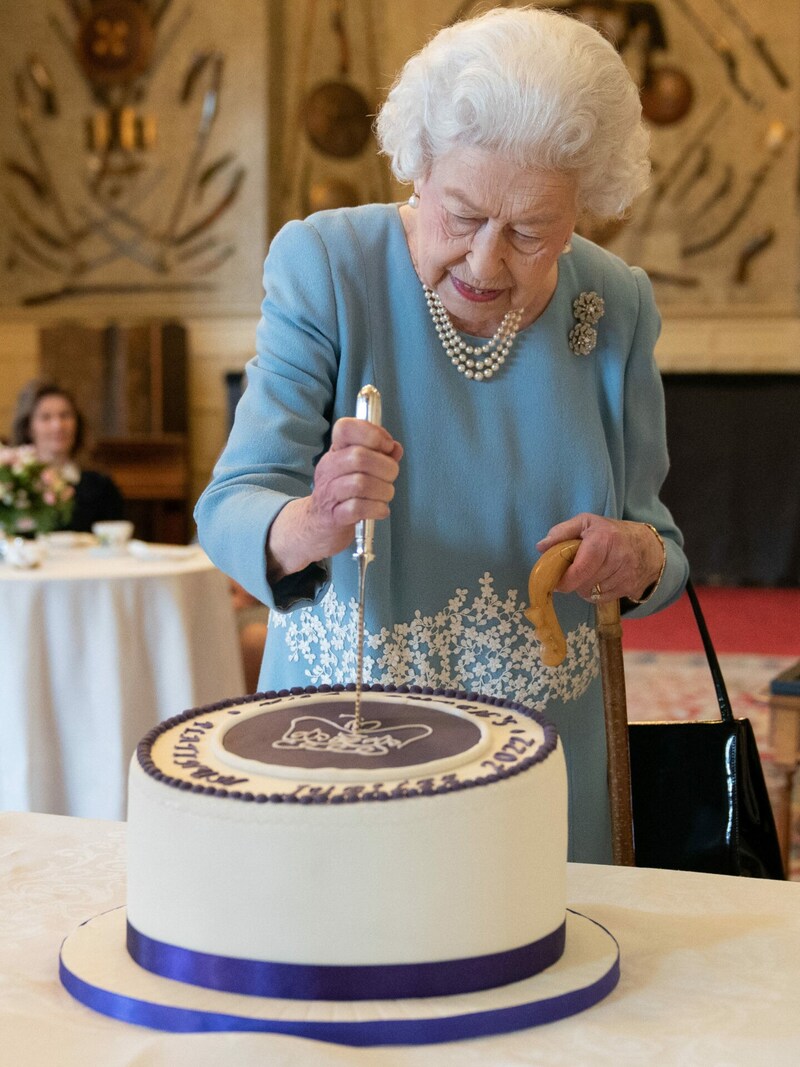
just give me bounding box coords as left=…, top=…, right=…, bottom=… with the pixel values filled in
left=623, top=586, right=800, bottom=656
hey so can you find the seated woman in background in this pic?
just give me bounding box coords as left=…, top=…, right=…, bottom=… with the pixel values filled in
left=11, top=381, right=125, bottom=533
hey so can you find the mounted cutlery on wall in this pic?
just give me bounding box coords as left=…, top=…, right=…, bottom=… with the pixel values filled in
left=1, top=1, right=796, bottom=315
left=275, top=0, right=799, bottom=313
left=536, top=0, right=795, bottom=309
left=278, top=0, right=391, bottom=225
left=0, top=0, right=267, bottom=315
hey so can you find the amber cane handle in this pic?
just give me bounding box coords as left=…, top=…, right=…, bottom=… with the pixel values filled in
left=523, top=540, right=581, bottom=665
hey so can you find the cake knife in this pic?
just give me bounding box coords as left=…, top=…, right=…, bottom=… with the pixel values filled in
left=353, top=384, right=382, bottom=732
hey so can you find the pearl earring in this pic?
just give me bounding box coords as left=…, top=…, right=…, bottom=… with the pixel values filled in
left=408, top=192, right=419, bottom=208
left=562, top=237, right=573, bottom=254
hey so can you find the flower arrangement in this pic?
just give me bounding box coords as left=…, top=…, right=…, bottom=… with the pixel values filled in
left=0, top=445, right=77, bottom=536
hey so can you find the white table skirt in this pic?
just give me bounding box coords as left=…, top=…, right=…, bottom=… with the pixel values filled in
left=1, top=811, right=798, bottom=1066
left=0, top=547, right=245, bottom=820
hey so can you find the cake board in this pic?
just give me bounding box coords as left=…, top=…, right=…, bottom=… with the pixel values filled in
left=59, top=906, right=619, bottom=1046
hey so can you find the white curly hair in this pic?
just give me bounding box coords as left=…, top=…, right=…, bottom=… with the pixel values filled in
left=375, top=5, right=650, bottom=218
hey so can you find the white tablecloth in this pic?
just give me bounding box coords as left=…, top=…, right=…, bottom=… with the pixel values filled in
left=0, top=546, right=245, bottom=820
left=1, top=811, right=798, bottom=1066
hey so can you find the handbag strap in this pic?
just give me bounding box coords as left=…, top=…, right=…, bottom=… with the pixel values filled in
left=685, top=578, right=734, bottom=723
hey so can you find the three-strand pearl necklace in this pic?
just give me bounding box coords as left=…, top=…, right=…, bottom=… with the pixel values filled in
left=423, top=284, right=523, bottom=382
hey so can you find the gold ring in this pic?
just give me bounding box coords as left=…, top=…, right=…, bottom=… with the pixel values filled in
left=591, top=583, right=602, bottom=601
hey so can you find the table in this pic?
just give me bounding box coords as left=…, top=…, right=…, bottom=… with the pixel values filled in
left=0, top=544, right=245, bottom=820
left=1, top=812, right=799, bottom=1066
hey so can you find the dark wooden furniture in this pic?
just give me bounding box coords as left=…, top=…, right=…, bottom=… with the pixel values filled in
left=90, top=434, right=189, bottom=544
left=39, top=321, right=189, bottom=543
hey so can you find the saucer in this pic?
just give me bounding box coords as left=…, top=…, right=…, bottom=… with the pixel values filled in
left=128, top=541, right=200, bottom=562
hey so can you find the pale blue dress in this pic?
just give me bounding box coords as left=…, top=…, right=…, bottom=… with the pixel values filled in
left=195, top=204, right=689, bottom=863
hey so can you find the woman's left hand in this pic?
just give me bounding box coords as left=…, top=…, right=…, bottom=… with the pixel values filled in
left=536, top=513, right=664, bottom=603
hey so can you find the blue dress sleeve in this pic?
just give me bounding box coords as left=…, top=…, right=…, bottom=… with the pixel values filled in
left=194, top=219, right=343, bottom=611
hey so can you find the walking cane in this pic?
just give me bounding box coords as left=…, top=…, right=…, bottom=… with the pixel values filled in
left=524, top=540, right=636, bottom=866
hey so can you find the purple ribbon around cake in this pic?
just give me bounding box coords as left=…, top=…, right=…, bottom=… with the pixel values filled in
left=59, top=956, right=620, bottom=1044
left=58, top=909, right=621, bottom=1043
left=126, top=919, right=567, bottom=1001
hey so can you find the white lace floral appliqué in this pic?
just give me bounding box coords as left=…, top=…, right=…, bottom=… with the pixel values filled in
left=269, top=573, right=599, bottom=710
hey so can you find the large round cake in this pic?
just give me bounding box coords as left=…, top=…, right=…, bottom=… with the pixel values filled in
left=127, top=683, right=567, bottom=998
left=60, top=683, right=620, bottom=1043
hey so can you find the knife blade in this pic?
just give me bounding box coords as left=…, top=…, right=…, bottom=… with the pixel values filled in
left=353, top=384, right=382, bottom=732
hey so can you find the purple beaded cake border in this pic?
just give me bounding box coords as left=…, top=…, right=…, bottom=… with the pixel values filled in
left=136, top=683, right=560, bottom=805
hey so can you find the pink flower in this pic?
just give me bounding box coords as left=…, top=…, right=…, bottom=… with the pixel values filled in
left=1, top=448, right=76, bottom=534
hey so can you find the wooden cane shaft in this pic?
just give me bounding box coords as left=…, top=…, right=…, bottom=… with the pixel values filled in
left=597, top=601, right=636, bottom=867
left=525, top=542, right=636, bottom=866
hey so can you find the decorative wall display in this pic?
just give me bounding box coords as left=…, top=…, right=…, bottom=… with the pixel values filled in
left=0, top=0, right=267, bottom=316
left=274, top=0, right=799, bottom=317
left=527, top=1, right=799, bottom=313
left=277, top=0, right=391, bottom=224
left=583, top=0, right=798, bottom=315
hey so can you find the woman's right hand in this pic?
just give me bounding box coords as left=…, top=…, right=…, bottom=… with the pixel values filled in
left=266, top=417, right=403, bottom=581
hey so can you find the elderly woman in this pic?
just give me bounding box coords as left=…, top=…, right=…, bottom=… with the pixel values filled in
left=196, top=7, right=689, bottom=863
left=11, top=381, right=124, bottom=532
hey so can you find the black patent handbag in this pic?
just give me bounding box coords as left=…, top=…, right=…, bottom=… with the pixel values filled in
left=627, top=580, right=786, bottom=879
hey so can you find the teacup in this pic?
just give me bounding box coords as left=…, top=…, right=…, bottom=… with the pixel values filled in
left=6, top=537, right=46, bottom=569
left=92, top=520, right=134, bottom=550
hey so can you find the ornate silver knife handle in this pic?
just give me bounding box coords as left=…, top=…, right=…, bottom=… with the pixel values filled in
left=353, top=385, right=382, bottom=566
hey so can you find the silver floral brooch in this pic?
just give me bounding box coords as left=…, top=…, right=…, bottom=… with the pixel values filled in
left=569, top=291, right=605, bottom=356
